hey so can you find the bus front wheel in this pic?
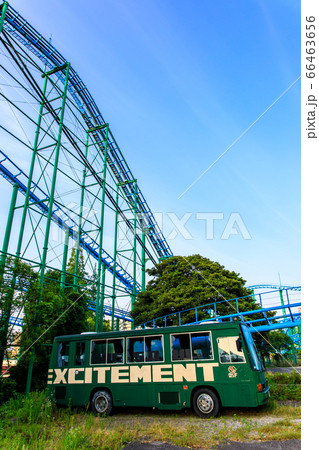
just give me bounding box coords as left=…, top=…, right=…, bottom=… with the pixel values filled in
left=91, top=390, right=112, bottom=415
left=192, top=388, right=220, bottom=418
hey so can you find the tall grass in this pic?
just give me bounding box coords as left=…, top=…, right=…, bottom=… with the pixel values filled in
left=0, top=389, right=300, bottom=449
left=0, top=391, right=55, bottom=424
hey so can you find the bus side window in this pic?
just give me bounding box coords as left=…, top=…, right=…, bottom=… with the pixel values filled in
left=127, top=337, right=145, bottom=363
left=171, top=334, right=191, bottom=360
left=107, top=338, right=124, bottom=364
left=217, top=337, right=245, bottom=364
left=145, top=336, right=163, bottom=362
left=75, top=342, right=85, bottom=366
left=228, top=336, right=245, bottom=362
left=91, top=340, right=106, bottom=364
left=57, top=342, right=70, bottom=367
left=191, top=332, right=213, bottom=360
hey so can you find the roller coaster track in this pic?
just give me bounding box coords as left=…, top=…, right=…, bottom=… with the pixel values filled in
left=9, top=300, right=132, bottom=327
left=9, top=287, right=300, bottom=332
left=0, top=1, right=172, bottom=262
left=247, top=284, right=301, bottom=291
left=0, top=149, right=140, bottom=293
left=139, top=288, right=301, bottom=334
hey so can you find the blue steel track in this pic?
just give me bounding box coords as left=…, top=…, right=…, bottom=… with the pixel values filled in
left=9, top=287, right=301, bottom=332
left=138, top=287, right=301, bottom=334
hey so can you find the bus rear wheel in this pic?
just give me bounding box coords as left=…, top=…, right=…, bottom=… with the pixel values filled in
left=91, top=390, right=112, bottom=415
left=192, top=388, right=220, bottom=418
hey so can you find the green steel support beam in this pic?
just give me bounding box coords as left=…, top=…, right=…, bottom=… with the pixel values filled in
left=141, top=226, right=146, bottom=291
left=111, top=184, right=119, bottom=331
left=0, top=183, right=18, bottom=271
left=25, top=347, right=35, bottom=396
left=111, top=179, right=141, bottom=330
left=95, top=124, right=109, bottom=332
left=141, top=225, right=151, bottom=292
left=60, top=228, right=70, bottom=293
left=73, top=132, right=89, bottom=291
left=0, top=1, right=8, bottom=34
left=131, top=180, right=138, bottom=328
left=0, top=182, right=19, bottom=372
left=99, top=265, right=106, bottom=331
left=39, top=62, right=71, bottom=293
left=279, top=289, right=287, bottom=317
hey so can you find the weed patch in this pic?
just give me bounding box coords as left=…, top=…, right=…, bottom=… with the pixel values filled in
left=0, top=393, right=300, bottom=449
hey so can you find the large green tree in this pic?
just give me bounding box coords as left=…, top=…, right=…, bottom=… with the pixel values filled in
left=132, top=255, right=260, bottom=326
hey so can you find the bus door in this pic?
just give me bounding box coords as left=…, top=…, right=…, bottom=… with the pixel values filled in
left=68, top=340, right=88, bottom=405
left=215, top=330, right=253, bottom=407
left=50, top=340, right=88, bottom=406
left=50, top=340, right=71, bottom=404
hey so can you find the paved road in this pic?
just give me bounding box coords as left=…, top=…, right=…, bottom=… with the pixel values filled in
left=123, top=440, right=301, bottom=449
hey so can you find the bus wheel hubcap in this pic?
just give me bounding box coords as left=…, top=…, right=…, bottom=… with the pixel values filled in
left=96, top=396, right=107, bottom=413
left=197, top=394, right=214, bottom=413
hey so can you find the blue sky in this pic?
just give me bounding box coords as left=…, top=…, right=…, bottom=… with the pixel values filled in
left=1, top=0, right=300, bottom=286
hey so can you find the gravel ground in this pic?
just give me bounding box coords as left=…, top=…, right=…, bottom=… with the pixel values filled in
left=117, top=404, right=301, bottom=450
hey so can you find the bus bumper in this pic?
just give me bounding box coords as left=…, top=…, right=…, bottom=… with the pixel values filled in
left=257, top=386, right=270, bottom=405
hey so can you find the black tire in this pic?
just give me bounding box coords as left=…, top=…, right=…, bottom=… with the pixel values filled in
left=91, top=390, right=112, bottom=415
left=192, top=388, right=220, bottom=418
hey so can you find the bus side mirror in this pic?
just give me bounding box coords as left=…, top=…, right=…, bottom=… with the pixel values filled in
left=236, top=337, right=242, bottom=352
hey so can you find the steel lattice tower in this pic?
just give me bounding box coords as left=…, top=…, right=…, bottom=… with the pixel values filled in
left=0, top=2, right=173, bottom=336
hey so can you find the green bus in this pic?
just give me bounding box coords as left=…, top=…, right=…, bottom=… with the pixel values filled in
left=47, top=321, right=270, bottom=418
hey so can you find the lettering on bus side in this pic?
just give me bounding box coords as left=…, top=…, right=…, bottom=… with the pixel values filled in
left=47, top=362, right=219, bottom=385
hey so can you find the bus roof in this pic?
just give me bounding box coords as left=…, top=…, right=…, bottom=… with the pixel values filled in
left=53, top=321, right=245, bottom=342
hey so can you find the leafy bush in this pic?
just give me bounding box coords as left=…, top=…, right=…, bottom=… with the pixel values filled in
left=267, top=372, right=301, bottom=401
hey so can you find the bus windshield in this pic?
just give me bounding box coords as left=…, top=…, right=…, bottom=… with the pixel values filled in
left=241, top=325, right=263, bottom=371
